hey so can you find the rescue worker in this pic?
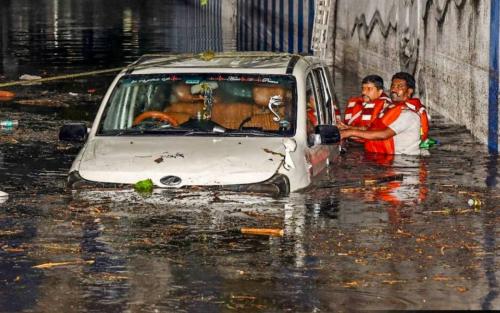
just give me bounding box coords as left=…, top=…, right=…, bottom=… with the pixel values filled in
left=306, top=91, right=318, bottom=127
left=389, top=72, right=430, bottom=142
left=343, top=75, right=391, bottom=128
left=339, top=72, right=429, bottom=155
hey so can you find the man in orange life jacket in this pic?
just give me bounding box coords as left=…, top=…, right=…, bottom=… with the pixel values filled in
left=343, top=75, right=391, bottom=128
left=339, top=72, right=429, bottom=155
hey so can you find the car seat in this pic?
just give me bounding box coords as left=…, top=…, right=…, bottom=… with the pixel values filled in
left=163, top=83, right=204, bottom=124
left=244, top=85, right=287, bottom=131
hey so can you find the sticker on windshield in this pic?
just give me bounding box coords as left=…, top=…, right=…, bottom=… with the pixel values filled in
left=124, top=74, right=287, bottom=86
left=261, top=77, right=279, bottom=84
left=127, top=76, right=179, bottom=85
left=212, top=75, right=280, bottom=84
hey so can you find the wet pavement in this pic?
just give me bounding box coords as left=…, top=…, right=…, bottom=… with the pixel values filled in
left=1, top=1, right=500, bottom=312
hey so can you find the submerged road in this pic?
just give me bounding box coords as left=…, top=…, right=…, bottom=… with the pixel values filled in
left=0, top=70, right=498, bottom=311
left=0, top=1, right=499, bottom=311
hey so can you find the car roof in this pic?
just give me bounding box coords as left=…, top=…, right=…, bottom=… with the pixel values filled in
left=124, top=52, right=318, bottom=75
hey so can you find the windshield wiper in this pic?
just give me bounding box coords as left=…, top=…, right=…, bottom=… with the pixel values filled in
left=99, top=129, right=145, bottom=136
left=100, top=128, right=194, bottom=136
left=182, top=128, right=226, bottom=136
left=101, top=127, right=282, bottom=137
left=226, top=129, right=283, bottom=137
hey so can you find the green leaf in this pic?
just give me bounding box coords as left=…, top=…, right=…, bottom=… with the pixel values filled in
left=134, top=178, right=154, bottom=195
left=200, top=0, right=208, bottom=6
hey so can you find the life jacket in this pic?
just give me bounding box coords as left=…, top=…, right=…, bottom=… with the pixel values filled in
left=404, top=98, right=429, bottom=141
left=364, top=98, right=430, bottom=154
left=332, top=103, right=341, bottom=122
left=343, top=96, right=363, bottom=125
left=307, top=107, right=318, bottom=126
left=343, top=93, right=391, bottom=127
left=364, top=103, right=407, bottom=154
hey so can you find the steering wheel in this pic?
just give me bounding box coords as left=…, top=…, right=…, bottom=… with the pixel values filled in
left=133, top=111, right=179, bottom=127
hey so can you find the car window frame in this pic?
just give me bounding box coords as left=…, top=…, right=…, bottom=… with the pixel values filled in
left=319, top=66, right=340, bottom=124
left=95, top=73, right=299, bottom=137
left=314, top=67, right=332, bottom=125
left=308, top=68, right=329, bottom=125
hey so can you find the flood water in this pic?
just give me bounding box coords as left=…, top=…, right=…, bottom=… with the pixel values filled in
left=0, top=1, right=499, bottom=312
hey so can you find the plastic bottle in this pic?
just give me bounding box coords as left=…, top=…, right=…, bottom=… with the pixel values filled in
left=0, top=119, right=18, bottom=128
left=419, top=137, right=440, bottom=149
left=467, top=198, right=482, bottom=207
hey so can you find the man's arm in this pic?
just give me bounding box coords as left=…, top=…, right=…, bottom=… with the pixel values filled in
left=337, top=121, right=367, bottom=131
left=340, top=127, right=395, bottom=140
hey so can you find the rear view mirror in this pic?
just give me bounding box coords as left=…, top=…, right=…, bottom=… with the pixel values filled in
left=59, top=123, right=88, bottom=142
left=315, top=124, right=340, bottom=145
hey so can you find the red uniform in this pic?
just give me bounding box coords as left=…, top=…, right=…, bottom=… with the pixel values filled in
left=343, top=93, right=391, bottom=127
left=403, top=98, right=429, bottom=141
left=364, top=99, right=429, bottom=154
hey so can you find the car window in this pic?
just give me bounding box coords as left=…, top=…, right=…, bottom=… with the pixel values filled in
left=97, top=73, right=297, bottom=137
left=319, top=66, right=339, bottom=123
left=306, top=74, right=319, bottom=146
left=313, top=67, right=332, bottom=124
left=308, top=71, right=326, bottom=125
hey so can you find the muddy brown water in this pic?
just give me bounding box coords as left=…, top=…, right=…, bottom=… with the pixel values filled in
left=1, top=1, right=499, bottom=312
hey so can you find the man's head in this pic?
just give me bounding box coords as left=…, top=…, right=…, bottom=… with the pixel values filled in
left=390, top=72, right=415, bottom=102
left=361, top=75, right=384, bottom=102
left=306, top=90, right=315, bottom=108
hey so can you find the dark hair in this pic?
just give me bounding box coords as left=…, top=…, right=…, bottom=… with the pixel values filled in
left=391, top=72, right=415, bottom=89
left=361, top=75, right=384, bottom=90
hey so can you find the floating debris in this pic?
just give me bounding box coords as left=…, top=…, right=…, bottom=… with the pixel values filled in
left=0, top=90, right=15, bottom=100
left=134, top=178, right=154, bottom=194
left=240, top=227, right=284, bottom=237
left=19, top=74, right=42, bottom=81
left=0, top=229, right=23, bottom=236
left=0, top=191, right=8, bottom=204
left=467, top=198, right=482, bottom=207
left=32, top=259, right=95, bottom=269
left=15, top=99, right=68, bottom=107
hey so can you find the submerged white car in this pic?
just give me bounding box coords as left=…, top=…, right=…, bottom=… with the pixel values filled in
left=60, top=52, right=340, bottom=195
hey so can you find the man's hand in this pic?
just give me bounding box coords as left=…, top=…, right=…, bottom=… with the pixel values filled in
left=336, top=120, right=349, bottom=130
left=337, top=120, right=368, bottom=131
left=340, top=129, right=354, bottom=140
left=340, top=127, right=395, bottom=141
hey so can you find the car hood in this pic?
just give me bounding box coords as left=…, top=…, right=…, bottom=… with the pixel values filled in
left=77, top=136, right=288, bottom=187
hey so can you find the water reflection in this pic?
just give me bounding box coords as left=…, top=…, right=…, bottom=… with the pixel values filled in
left=1, top=92, right=498, bottom=311
left=0, top=0, right=226, bottom=78
left=0, top=1, right=499, bottom=308
left=0, top=149, right=498, bottom=312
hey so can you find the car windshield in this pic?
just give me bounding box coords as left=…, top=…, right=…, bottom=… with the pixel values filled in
left=97, top=73, right=297, bottom=137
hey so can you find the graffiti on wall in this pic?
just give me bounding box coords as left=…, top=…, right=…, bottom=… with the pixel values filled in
left=350, top=6, right=397, bottom=40
left=422, top=0, right=467, bottom=25
left=350, top=0, right=470, bottom=75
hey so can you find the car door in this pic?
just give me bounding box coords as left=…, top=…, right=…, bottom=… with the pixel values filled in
left=304, top=66, right=336, bottom=177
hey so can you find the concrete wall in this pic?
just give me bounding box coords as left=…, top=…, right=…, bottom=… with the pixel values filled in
left=332, top=0, right=499, bottom=152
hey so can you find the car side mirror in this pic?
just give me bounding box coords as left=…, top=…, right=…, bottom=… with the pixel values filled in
left=315, top=124, right=340, bottom=145
left=59, top=123, right=88, bottom=142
